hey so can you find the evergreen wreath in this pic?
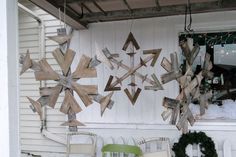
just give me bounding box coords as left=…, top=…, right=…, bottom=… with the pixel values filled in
left=172, top=131, right=217, bottom=157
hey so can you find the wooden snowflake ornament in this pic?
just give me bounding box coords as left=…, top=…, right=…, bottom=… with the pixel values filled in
left=20, top=30, right=114, bottom=129
left=103, top=32, right=163, bottom=105
left=161, top=38, right=213, bottom=133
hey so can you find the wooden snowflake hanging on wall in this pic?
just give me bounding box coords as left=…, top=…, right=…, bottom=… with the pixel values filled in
left=160, top=38, right=213, bottom=133
left=19, top=29, right=114, bottom=128
left=102, top=32, right=163, bottom=105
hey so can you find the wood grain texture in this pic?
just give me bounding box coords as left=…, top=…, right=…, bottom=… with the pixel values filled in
left=60, top=90, right=82, bottom=114
left=61, top=119, right=85, bottom=126
left=122, top=32, right=140, bottom=51
left=143, top=49, right=162, bottom=67
left=97, top=46, right=114, bottom=70
left=79, top=85, right=98, bottom=95
left=161, top=57, right=172, bottom=72
left=109, top=54, right=156, bottom=88
left=40, top=85, right=63, bottom=108
left=34, top=58, right=60, bottom=81
left=104, top=75, right=121, bottom=91
left=52, top=48, right=75, bottom=75
left=71, top=82, right=93, bottom=107
left=47, top=34, right=72, bottom=45
left=20, top=50, right=32, bottom=75
left=100, top=92, right=114, bottom=116
left=104, top=50, right=156, bottom=85
left=176, top=107, right=195, bottom=133
left=161, top=52, right=182, bottom=84
left=124, top=88, right=142, bottom=105
left=27, top=97, right=42, bottom=120
left=144, top=74, right=163, bottom=91
left=72, top=55, right=97, bottom=79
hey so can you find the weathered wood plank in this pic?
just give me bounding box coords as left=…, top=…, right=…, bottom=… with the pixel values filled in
left=39, top=85, right=63, bottom=108
left=61, top=119, right=85, bottom=126
left=79, top=85, right=98, bottom=95
left=27, top=97, right=42, bottom=120
left=104, top=49, right=156, bottom=85
left=47, top=34, right=72, bottom=45
left=104, top=75, right=121, bottom=91
left=98, top=46, right=114, bottom=70
left=144, top=74, right=163, bottom=91
left=20, top=50, right=32, bottom=75
left=124, top=88, right=141, bottom=105
left=72, top=55, right=97, bottom=79
left=34, top=58, right=60, bottom=80
left=161, top=57, right=172, bottom=72
left=52, top=48, right=75, bottom=75
left=60, top=90, right=82, bottom=114
left=122, top=32, right=140, bottom=51
left=143, top=49, right=162, bottom=67
left=100, top=92, right=114, bottom=116
left=71, top=82, right=93, bottom=107
left=199, top=90, right=212, bottom=115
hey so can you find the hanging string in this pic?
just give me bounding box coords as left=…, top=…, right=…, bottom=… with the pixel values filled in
left=64, top=0, right=67, bottom=28
left=129, top=12, right=134, bottom=33
left=78, top=5, right=84, bottom=19
left=59, top=8, right=62, bottom=28
left=130, top=19, right=134, bottom=33
left=184, top=0, right=194, bottom=34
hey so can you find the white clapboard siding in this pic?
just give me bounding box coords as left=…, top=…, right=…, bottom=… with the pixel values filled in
left=19, top=1, right=67, bottom=156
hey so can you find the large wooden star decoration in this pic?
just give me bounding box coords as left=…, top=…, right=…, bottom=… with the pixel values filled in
left=160, top=39, right=213, bottom=133
left=102, top=32, right=163, bottom=105
left=19, top=30, right=114, bottom=127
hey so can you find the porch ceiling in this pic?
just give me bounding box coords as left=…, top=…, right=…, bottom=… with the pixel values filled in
left=29, top=0, right=236, bottom=29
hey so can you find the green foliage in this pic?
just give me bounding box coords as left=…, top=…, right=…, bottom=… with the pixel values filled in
left=172, top=131, right=217, bottom=157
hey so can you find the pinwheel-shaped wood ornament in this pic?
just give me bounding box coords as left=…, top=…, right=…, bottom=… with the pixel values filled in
left=161, top=38, right=213, bottom=133
left=102, top=32, right=163, bottom=105
left=19, top=29, right=114, bottom=129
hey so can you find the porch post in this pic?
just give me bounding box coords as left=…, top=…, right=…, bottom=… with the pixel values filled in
left=0, top=0, right=20, bottom=156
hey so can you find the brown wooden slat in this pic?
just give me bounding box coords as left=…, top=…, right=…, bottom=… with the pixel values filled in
left=124, top=88, right=141, bottom=105
left=34, top=58, right=60, bottom=81
left=72, top=55, right=97, bottom=79
left=52, top=48, right=75, bottom=75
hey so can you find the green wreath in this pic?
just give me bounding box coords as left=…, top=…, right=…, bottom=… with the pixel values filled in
left=172, top=131, right=217, bottom=157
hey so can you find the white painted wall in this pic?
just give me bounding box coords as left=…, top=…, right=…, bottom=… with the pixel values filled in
left=19, top=1, right=236, bottom=156
left=72, top=11, right=236, bottom=124
left=70, top=10, right=236, bottom=157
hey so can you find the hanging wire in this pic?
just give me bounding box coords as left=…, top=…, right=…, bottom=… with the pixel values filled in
left=129, top=12, right=134, bottom=33
left=184, top=0, right=194, bottom=34
left=59, top=8, right=62, bottom=28
left=129, top=18, right=134, bottom=33
left=63, top=0, right=67, bottom=28
left=78, top=5, right=84, bottom=19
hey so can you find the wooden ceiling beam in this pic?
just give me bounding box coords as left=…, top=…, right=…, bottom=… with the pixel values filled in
left=29, top=0, right=87, bottom=29
left=81, top=3, right=93, bottom=13
left=218, top=0, right=223, bottom=7
left=93, top=1, right=107, bottom=15
left=80, top=1, right=236, bottom=23
left=155, top=0, right=161, bottom=10
left=58, top=0, right=114, bottom=5
left=123, top=0, right=132, bottom=11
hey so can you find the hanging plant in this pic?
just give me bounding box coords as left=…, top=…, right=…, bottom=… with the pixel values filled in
left=172, top=131, right=217, bottom=157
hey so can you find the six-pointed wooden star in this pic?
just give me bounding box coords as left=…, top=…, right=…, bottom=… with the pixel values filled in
left=102, top=32, right=163, bottom=105
left=161, top=39, right=213, bottom=133
left=20, top=31, right=114, bottom=127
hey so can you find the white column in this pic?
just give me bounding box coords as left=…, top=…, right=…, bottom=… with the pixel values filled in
left=0, top=0, right=19, bottom=156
